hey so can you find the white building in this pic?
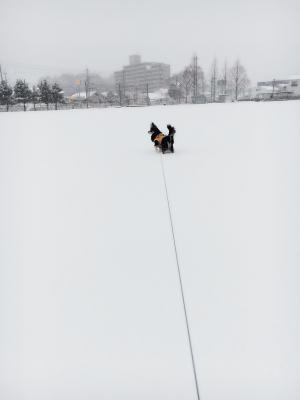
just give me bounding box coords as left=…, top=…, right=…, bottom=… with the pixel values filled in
left=114, top=55, right=170, bottom=94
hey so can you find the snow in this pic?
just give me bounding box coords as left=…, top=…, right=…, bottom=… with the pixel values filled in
left=1, top=101, right=300, bottom=400
left=148, top=88, right=169, bottom=101
left=69, top=90, right=97, bottom=99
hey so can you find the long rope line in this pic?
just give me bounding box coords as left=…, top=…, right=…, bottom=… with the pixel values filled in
left=160, top=154, right=201, bottom=400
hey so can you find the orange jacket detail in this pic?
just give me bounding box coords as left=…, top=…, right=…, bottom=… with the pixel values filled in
left=155, top=133, right=165, bottom=144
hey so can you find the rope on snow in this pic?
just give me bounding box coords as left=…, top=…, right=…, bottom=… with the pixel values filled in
left=159, top=153, right=201, bottom=400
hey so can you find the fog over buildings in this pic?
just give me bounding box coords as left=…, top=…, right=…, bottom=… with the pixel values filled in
left=1, top=0, right=300, bottom=85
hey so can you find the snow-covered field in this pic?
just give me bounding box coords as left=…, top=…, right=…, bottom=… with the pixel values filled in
left=1, top=101, right=300, bottom=400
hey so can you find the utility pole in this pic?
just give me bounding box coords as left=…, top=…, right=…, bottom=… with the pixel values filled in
left=146, top=83, right=150, bottom=105
left=85, top=68, right=90, bottom=108
left=223, top=61, right=227, bottom=96
left=211, top=58, right=217, bottom=102
left=122, top=70, right=126, bottom=105
left=134, top=85, right=138, bottom=105
left=75, top=79, right=81, bottom=100
left=118, top=82, right=122, bottom=106
left=193, top=55, right=198, bottom=98
left=0, top=65, right=7, bottom=82
left=272, top=78, right=276, bottom=98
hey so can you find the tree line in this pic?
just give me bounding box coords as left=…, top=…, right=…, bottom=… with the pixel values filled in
left=168, top=57, right=250, bottom=103
left=0, top=57, right=250, bottom=111
left=0, top=79, right=64, bottom=111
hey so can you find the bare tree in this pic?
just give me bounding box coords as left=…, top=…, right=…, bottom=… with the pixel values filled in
left=192, top=55, right=198, bottom=97
left=220, top=61, right=228, bottom=96
left=181, top=66, right=193, bottom=103
left=106, top=91, right=118, bottom=106
left=168, top=73, right=183, bottom=103
left=210, top=58, right=218, bottom=102
left=168, top=82, right=182, bottom=103
left=229, top=60, right=250, bottom=100
left=199, top=67, right=206, bottom=95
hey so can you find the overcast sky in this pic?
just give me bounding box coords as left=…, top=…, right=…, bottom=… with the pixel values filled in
left=1, top=0, right=300, bottom=84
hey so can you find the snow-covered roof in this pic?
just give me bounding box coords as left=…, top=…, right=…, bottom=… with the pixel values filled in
left=148, top=88, right=168, bottom=100
left=69, top=91, right=96, bottom=99
left=256, top=86, right=275, bottom=93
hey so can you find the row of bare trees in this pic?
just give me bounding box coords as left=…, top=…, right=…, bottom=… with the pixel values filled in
left=169, top=57, right=250, bottom=103
left=1, top=58, right=250, bottom=111
left=169, top=56, right=205, bottom=103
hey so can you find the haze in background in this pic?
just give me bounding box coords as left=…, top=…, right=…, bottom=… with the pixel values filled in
left=1, top=0, right=300, bottom=85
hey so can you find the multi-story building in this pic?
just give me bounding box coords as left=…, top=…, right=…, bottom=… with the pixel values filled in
left=114, top=55, right=170, bottom=94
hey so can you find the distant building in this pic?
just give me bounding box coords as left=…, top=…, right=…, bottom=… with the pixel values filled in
left=114, top=55, right=170, bottom=94
left=68, top=91, right=105, bottom=104
left=256, top=75, right=300, bottom=99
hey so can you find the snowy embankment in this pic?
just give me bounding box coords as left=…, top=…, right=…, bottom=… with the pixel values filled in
left=0, top=101, right=299, bottom=400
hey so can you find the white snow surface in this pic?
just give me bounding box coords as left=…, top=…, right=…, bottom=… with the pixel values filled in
left=1, top=102, right=300, bottom=400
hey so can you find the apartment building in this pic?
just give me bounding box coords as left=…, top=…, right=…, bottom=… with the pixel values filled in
left=114, top=55, right=170, bottom=93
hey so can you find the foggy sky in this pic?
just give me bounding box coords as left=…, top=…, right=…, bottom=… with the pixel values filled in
left=1, top=0, right=300, bottom=85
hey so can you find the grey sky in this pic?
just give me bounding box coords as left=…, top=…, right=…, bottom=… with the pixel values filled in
left=1, top=0, right=300, bottom=84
